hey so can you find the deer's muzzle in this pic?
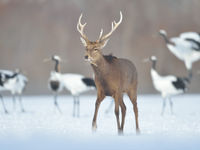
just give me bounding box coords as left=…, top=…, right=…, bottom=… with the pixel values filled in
left=84, top=55, right=88, bottom=60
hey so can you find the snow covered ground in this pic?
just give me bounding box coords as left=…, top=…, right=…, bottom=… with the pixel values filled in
left=0, top=94, right=200, bottom=150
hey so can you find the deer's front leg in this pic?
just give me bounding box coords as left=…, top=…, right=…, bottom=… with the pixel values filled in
left=92, top=93, right=105, bottom=132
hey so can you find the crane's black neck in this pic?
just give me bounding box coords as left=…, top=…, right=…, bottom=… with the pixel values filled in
left=54, top=60, right=60, bottom=72
left=188, top=69, right=192, bottom=83
left=151, top=60, right=157, bottom=70
left=0, top=74, right=4, bottom=86
left=160, top=34, right=169, bottom=44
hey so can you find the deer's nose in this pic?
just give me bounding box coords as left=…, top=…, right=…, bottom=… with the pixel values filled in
left=85, top=55, right=88, bottom=59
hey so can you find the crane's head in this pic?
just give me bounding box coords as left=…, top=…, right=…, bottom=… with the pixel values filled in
left=159, top=29, right=167, bottom=36
left=52, top=55, right=61, bottom=62
left=143, top=56, right=157, bottom=70
left=143, top=55, right=157, bottom=63
left=43, top=55, right=63, bottom=63
left=14, top=68, right=21, bottom=74
left=150, top=56, right=157, bottom=62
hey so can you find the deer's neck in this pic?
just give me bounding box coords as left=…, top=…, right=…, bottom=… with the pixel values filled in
left=91, top=56, right=109, bottom=78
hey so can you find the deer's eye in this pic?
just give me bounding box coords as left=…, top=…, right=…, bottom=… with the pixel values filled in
left=94, top=48, right=98, bottom=51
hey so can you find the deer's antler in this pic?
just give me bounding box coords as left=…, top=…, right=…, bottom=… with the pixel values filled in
left=77, top=14, right=89, bottom=43
left=98, top=11, right=123, bottom=42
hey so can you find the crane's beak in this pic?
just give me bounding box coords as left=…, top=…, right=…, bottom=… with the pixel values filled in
left=14, top=68, right=21, bottom=73
left=43, top=56, right=66, bottom=63
left=43, top=58, right=51, bottom=62
left=22, top=71, right=27, bottom=76
left=143, top=58, right=149, bottom=63
left=60, top=59, right=66, bottom=63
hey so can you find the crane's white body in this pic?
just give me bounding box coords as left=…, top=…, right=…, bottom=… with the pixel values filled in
left=48, top=71, right=95, bottom=97
left=4, top=74, right=27, bottom=95
left=62, top=73, right=95, bottom=96
left=0, top=70, right=28, bottom=113
left=48, top=71, right=64, bottom=93
left=151, top=69, right=185, bottom=98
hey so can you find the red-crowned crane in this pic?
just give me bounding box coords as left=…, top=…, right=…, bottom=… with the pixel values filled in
left=46, top=55, right=96, bottom=117
left=0, top=69, right=28, bottom=113
left=159, top=30, right=200, bottom=80
left=145, top=56, right=189, bottom=115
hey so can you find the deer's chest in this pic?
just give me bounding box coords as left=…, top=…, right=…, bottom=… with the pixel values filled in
left=93, top=65, right=120, bottom=96
left=96, top=74, right=119, bottom=96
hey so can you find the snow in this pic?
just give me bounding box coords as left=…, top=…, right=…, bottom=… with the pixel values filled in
left=0, top=94, right=200, bottom=150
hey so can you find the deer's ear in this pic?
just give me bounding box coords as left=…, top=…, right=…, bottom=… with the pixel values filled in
left=80, top=37, right=87, bottom=47
left=100, top=39, right=109, bottom=49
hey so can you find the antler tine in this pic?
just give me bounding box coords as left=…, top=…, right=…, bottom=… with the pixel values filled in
left=98, top=28, right=104, bottom=41
left=77, top=13, right=89, bottom=42
left=100, top=11, right=123, bottom=41
left=111, top=22, right=114, bottom=30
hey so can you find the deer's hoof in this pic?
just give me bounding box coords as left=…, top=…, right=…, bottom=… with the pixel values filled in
left=118, top=130, right=123, bottom=136
left=136, top=129, right=141, bottom=135
left=92, top=123, right=97, bottom=132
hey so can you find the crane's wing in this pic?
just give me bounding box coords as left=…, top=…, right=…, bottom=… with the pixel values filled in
left=179, top=32, right=200, bottom=42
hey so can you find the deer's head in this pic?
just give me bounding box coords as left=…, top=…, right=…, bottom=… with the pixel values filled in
left=77, top=12, right=123, bottom=66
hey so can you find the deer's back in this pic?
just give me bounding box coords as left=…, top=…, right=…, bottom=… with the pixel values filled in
left=117, top=58, right=137, bottom=90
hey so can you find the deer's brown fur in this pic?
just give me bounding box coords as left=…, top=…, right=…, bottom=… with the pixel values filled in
left=77, top=12, right=139, bottom=134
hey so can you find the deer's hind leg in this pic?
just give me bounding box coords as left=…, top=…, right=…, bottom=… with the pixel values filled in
left=128, top=89, right=140, bottom=134
left=119, top=98, right=126, bottom=133
left=113, top=93, right=126, bottom=135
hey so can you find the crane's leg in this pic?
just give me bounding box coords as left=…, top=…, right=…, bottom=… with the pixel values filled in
left=161, top=98, right=166, bottom=116
left=0, top=95, right=8, bottom=114
left=77, top=96, right=80, bottom=118
left=54, top=93, right=62, bottom=114
left=73, top=96, right=76, bottom=117
left=188, top=69, right=193, bottom=81
left=19, top=94, right=25, bottom=112
left=12, top=95, right=16, bottom=111
left=169, top=98, right=174, bottom=115
left=105, top=99, right=114, bottom=114
left=92, top=93, right=105, bottom=132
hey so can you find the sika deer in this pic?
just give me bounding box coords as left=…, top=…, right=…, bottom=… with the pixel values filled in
left=77, top=11, right=139, bottom=135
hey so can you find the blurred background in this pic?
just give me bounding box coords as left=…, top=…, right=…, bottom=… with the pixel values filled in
left=0, top=0, right=199, bottom=95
